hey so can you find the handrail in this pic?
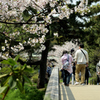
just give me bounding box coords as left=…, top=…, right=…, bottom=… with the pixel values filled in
left=44, top=67, right=59, bottom=100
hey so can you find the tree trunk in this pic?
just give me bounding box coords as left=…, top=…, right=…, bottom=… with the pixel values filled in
left=2, top=86, right=10, bottom=100
left=38, top=40, right=50, bottom=88
left=28, top=51, right=32, bottom=61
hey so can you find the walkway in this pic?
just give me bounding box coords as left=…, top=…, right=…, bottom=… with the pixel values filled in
left=60, top=84, right=100, bottom=100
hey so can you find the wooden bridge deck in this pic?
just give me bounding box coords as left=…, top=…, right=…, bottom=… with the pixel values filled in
left=60, top=84, right=100, bottom=100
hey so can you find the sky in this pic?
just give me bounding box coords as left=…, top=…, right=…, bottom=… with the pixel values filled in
left=73, top=0, right=79, bottom=4
left=72, top=0, right=83, bottom=4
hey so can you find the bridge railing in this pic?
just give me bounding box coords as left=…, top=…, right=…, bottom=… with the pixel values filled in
left=44, top=67, right=59, bottom=100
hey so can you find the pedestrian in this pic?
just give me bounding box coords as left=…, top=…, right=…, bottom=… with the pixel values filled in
left=72, top=62, right=76, bottom=81
left=96, top=61, right=100, bottom=85
left=61, top=50, right=73, bottom=86
left=60, top=68, right=64, bottom=83
left=74, top=44, right=89, bottom=85
left=71, top=48, right=76, bottom=81
left=85, top=67, right=89, bottom=85
left=47, top=63, right=51, bottom=77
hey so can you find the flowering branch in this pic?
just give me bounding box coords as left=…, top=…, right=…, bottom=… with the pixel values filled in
left=0, top=21, right=45, bottom=25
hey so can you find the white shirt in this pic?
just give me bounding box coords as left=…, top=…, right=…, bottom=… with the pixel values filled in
left=75, top=48, right=89, bottom=64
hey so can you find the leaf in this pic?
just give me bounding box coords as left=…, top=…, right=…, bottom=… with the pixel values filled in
left=13, top=70, right=19, bottom=73
left=23, top=9, right=29, bottom=17
left=1, top=60, right=11, bottom=65
left=0, top=86, right=10, bottom=97
left=9, top=76, right=17, bottom=89
left=0, top=74, right=8, bottom=78
left=17, top=80, right=25, bottom=93
left=1, top=76, right=10, bottom=86
left=23, top=75, right=32, bottom=85
left=11, top=81, right=17, bottom=89
left=28, top=6, right=37, bottom=14
left=1, top=58, right=17, bottom=66
left=8, top=58, right=17, bottom=66
left=21, top=64, right=26, bottom=70
left=13, top=65, right=20, bottom=71
left=0, top=86, right=8, bottom=94
left=15, top=55, right=20, bottom=62
left=9, top=76, right=13, bottom=87
left=24, top=66, right=32, bottom=72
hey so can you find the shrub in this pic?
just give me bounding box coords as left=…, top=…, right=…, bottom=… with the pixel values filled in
left=32, top=73, right=39, bottom=83
left=90, top=73, right=97, bottom=85
left=3, top=84, right=45, bottom=100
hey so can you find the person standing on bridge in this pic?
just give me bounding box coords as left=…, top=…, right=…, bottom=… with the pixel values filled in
left=96, top=61, right=100, bottom=85
left=71, top=48, right=76, bottom=82
left=61, top=50, right=73, bottom=86
left=47, top=63, right=52, bottom=77
left=74, top=44, right=89, bottom=85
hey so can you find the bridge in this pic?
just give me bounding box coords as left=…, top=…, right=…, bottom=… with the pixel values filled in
left=44, top=67, right=100, bottom=100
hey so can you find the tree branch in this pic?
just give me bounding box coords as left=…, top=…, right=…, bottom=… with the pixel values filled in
left=0, top=21, right=45, bottom=25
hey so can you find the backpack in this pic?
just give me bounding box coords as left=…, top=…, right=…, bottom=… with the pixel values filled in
left=63, top=55, right=69, bottom=70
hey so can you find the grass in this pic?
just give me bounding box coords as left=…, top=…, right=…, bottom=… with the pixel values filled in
left=0, top=84, right=45, bottom=100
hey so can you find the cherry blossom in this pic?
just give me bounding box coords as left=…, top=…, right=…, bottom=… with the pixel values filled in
left=0, top=0, right=89, bottom=21
left=48, top=41, right=79, bottom=69
left=2, top=46, right=6, bottom=51
left=0, top=0, right=89, bottom=59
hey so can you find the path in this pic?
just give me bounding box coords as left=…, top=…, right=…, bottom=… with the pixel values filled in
left=60, top=84, right=100, bottom=100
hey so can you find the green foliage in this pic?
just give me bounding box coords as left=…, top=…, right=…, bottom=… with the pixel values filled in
left=0, top=86, right=8, bottom=94
left=32, top=73, right=39, bottom=83
left=0, top=55, right=33, bottom=100
left=22, top=6, right=37, bottom=21
left=2, top=85, right=45, bottom=100
left=0, top=67, right=11, bottom=75
left=90, top=73, right=97, bottom=85
left=89, top=64, right=96, bottom=74
left=85, top=41, right=100, bottom=66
